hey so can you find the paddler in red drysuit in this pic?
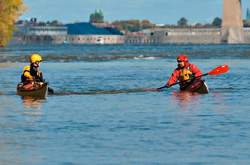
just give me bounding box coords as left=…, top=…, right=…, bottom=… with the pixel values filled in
left=163, top=55, right=203, bottom=91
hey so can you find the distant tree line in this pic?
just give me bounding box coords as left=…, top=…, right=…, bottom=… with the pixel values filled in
left=176, top=17, right=222, bottom=28
left=37, top=20, right=63, bottom=26
left=176, top=16, right=250, bottom=28
left=111, top=20, right=153, bottom=32
left=88, top=9, right=153, bottom=32
left=88, top=10, right=225, bottom=32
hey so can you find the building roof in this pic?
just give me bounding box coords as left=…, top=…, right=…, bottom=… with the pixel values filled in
left=66, top=22, right=123, bottom=35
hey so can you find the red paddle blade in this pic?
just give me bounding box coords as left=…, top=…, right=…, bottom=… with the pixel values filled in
left=148, top=88, right=157, bottom=91
left=208, top=65, right=229, bottom=75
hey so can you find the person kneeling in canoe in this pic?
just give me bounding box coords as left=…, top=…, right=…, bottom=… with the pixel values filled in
left=20, top=54, right=54, bottom=93
left=161, top=55, right=204, bottom=92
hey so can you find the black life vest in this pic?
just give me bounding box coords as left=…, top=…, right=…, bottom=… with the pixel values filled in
left=21, top=65, right=43, bottom=83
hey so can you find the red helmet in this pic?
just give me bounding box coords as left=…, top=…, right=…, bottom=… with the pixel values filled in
left=177, top=55, right=188, bottom=62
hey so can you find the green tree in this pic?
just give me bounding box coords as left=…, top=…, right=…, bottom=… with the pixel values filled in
left=246, top=8, right=250, bottom=20
left=195, top=23, right=203, bottom=27
left=212, top=17, right=222, bottom=27
left=89, top=9, right=104, bottom=23
left=90, top=13, right=104, bottom=23
left=111, top=19, right=153, bottom=32
left=50, top=20, right=59, bottom=26
left=116, top=25, right=123, bottom=31
left=0, top=0, right=27, bottom=47
left=141, top=19, right=152, bottom=29
left=128, top=23, right=140, bottom=32
left=177, top=17, right=188, bottom=26
left=127, top=20, right=141, bottom=32
left=38, top=22, right=47, bottom=26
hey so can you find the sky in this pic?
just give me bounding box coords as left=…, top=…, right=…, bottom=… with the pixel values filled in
left=20, top=0, right=250, bottom=25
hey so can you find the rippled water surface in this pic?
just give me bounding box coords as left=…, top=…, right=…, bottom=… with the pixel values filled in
left=1, top=43, right=250, bottom=164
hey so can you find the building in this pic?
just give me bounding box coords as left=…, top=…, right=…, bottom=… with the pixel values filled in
left=125, top=27, right=250, bottom=44
left=125, top=28, right=221, bottom=44
left=14, top=26, right=67, bottom=36
left=11, top=22, right=124, bottom=44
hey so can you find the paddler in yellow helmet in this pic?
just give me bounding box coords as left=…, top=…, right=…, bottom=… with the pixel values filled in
left=21, top=54, right=43, bottom=84
left=21, top=54, right=54, bottom=93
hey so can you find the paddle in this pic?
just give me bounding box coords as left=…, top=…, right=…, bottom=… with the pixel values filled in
left=48, top=87, right=54, bottom=94
left=149, top=65, right=229, bottom=91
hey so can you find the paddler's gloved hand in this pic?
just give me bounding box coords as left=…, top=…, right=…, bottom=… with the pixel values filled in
left=186, top=77, right=195, bottom=83
left=164, top=84, right=171, bottom=88
left=156, top=84, right=170, bottom=90
left=48, top=87, right=54, bottom=94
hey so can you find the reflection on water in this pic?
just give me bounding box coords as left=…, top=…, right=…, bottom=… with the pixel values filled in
left=22, top=96, right=44, bottom=113
left=212, top=92, right=228, bottom=99
left=0, top=63, right=20, bottom=68
left=211, top=92, right=229, bottom=113
left=170, top=91, right=230, bottom=112
left=170, top=91, right=202, bottom=109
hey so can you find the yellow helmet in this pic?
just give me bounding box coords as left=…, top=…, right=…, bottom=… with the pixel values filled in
left=30, top=54, right=42, bottom=63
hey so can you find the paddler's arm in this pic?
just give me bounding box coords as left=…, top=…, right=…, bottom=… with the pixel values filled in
left=166, top=69, right=179, bottom=87
left=36, top=70, right=44, bottom=82
left=24, top=71, right=33, bottom=80
left=190, top=64, right=203, bottom=79
left=157, top=69, right=179, bottom=90
left=23, top=66, right=33, bottom=80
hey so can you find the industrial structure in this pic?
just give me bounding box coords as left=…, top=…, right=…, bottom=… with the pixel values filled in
left=221, top=0, right=244, bottom=43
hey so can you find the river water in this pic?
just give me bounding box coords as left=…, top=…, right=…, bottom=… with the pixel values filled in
left=0, top=43, right=250, bottom=164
